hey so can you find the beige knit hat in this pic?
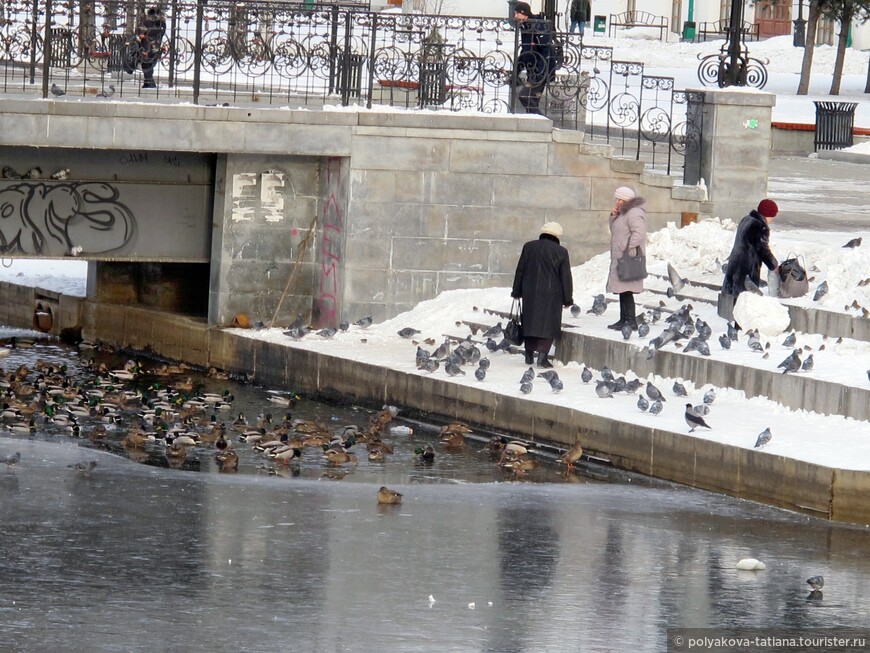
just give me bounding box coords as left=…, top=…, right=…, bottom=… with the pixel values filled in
left=540, top=222, right=563, bottom=238
left=614, top=186, right=636, bottom=201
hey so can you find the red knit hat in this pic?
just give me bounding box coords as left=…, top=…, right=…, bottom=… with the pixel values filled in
left=757, top=199, right=778, bottom=218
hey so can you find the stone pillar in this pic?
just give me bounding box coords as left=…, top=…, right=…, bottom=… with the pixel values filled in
left=693, top=88, right=775, bottom=222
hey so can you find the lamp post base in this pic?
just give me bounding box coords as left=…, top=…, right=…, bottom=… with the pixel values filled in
left=793, top=18, right=807, bottom=47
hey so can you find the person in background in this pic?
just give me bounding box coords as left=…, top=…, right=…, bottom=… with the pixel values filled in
left=568, top=0, right=591, bottom=36
left=125, top=5, right=166, bottom=89
left=721, top=198, right=779, bottom=300
left=606, top=186, right=647, bottom=331
left=513, top=1, right=556, bottom=115
left=512, top=222, right=574, bottom=369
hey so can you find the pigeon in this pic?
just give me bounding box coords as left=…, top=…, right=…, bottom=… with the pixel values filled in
left=484, top=337, right=499, bottom=353
left=718, top=334, right=731, bottom=350
left=421, top=358, right=440, bottom=373
left=415, top=346, right=431, bottom=368
left=397, top=327, right=421, bottom=338
left=96, top=84, right=116, bottom=98
left=684, top=403, right=712, bottom=432
left=482, top=322, right=502, bottom=338
left=637, top=323, right=650, bottom=338
left=520, top=382, right=533, bottom=394
left=283, top=326, right=309, bottom=340
left=624, top=379, right=643, bottom=394
left=48, top=167, right=70, bottom=181
left=703, top=388, right=716, bottom=405
left=444, top=362, right=465, bottom=377
left=843, top=237, right=862, bottom=248
left=648, top=399, right=663, bottom=416
left=684, top=337, right=711, bottom=356
left=569, top=304, right=581, bottom=318
left=646, top=381, right=666, bottom=402
left=801, top=354, right=814, bottom=372
left=667, top=263, right=688, bottom=296
left=806, top=575, right=824, bottom=591
left=354, top=316, right=373, bottom=328
left=338, top=321, right=350, bottom=332
left=587, top=294, right=607, bottom=316
left=23, top=166, right=42, bottom=179
left=813, top=281, right=828, bottom=302
left=754, top=427, right=772, bottom=448
left=727, top=321, right=739, bottom=341
left=2, top=166, right=21, bottom=179
left=778, top=349, right=802, bottom=374
left=695, top=319, right=712, bottom=341
left=549, top=378, right=563, bottom=393
left=68, top=460, right=98, bottom=474
left=693, top=404, right=710, bottom=416
left=650, top=307, right=662, bottom=324
left=580, top=366, right=593, bottom=384
left=317, top=327, right=337, bottom=339
left=478, top=358, right=490, bottom=370
left=620, top=323, right=632, bottom=340
left=782, top=332, right=796, bottom=348
left=433, top=338, right=451, bottom=359
left=50, top=83, right=66, bottom=97
left=2, top=452, right=21, bottom=468
left=744, top=276, right=763, bottom=295
left=537, top=370, right=559, bottom=383
left=649, top=326, right=685, bottom=351
left=520, top=367, right=535, bottom=384
left=600, top=367, right=614, bottom=382
left=637, top=395, right=649, bottom=412
left=474, top=366, right=487, bottom=382
left=672, top=381, right=688, bottom=397
left=595, top=381, right=613, bottom=398
left=747, top=330, right=764, bottom=353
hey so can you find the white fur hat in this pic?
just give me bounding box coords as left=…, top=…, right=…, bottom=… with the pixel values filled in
left=540, top=222, right=563, bottom=238
left=614, top=186, right=636, bottom=201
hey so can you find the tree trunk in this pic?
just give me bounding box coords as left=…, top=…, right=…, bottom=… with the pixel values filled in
left=865, top=50, right=870, bottom=93
left=829, top=9, right=853, bottom=95
left=797, top=1, right=821, bottom=95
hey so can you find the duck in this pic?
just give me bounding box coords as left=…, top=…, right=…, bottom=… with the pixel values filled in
left=415, top=445, right=435, bottom=462
left=324, top=448, right=358, bottom=466
left=556, top=441, right=584, bottom=472
left=217, top=449, right=239, bottom=471
left=8, top=417, right=36, bottom=434
left=267, top=392, right=299, bottom=408
left=501, top=456, right=538, bottom=477
left=440, top=431, right=465, bottom=449
left=122, top=432, right=148, bottom=449
left=377, top=486, right=403, bottom=505
left=368, top=449, right=386, bottom=462
left=271, top=447, right=303, bottom=463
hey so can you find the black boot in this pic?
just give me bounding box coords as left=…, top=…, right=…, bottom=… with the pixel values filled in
left=623, top=317, right=638, bottom=331
left=607, top=319, right=625, bottom=330
left=537, top=352, right=553, bottom=368
left=524, top=351, right=534, bottom=365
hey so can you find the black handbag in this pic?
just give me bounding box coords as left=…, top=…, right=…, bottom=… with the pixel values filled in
left=778, top=256, right=809, bottom=298
left=504, top=299, right=523, bottom=346
left=616, top=246, right=647, bottom=282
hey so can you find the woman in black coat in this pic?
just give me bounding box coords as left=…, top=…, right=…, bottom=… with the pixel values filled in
left=512, top=222, right=573, bottom=368
left=721, top=198, right=779, bottom=297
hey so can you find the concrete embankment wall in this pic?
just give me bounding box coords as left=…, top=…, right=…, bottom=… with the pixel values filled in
left=4, top=281, right=869, bottom=526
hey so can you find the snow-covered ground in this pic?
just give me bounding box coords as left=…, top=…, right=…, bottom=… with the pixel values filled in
left=3, top=218, right=869, bottom=469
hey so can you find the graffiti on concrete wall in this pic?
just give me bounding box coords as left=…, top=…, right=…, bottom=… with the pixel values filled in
left=231, top=171, right=286, bottom=223
left=313, top=157, right=345, bottom=328
left=0, top=181, right=135, bottom=256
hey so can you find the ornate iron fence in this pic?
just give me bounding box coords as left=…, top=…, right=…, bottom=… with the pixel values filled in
left=0, top=0, right=702, bottom=177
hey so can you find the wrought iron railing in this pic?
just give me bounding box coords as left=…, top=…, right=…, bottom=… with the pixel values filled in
left=0, top=1, right=702, bottom=177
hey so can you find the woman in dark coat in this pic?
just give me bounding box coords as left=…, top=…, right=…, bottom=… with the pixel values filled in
left=721, top=199, right=779, bottom=296
left=512, top=222, right=574, bottom=368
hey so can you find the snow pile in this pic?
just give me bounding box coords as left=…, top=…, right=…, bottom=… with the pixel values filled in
left=733, top=292, right=791, bottom=337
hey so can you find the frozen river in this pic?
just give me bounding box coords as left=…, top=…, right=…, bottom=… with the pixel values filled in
left=1, top=333, right=869, bottom=652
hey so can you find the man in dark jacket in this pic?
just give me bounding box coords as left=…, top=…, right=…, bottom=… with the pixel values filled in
left=569, top=0, right=591, bottom=36
left=721, top=198, right=779, bottom=297
left=125, top=6, right=166, bottom=89
left=513, top=1, right=557, bottom=115
left=512, top=222, right=574, bottom=368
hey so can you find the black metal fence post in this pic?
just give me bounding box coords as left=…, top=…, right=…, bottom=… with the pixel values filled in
left=29, top=0, right=39, bottom=84
left=40, top=0, right=51, bottom=98
left=192, top=0, right=204, bottom=104
left=168, top=0, right=178, bottom=87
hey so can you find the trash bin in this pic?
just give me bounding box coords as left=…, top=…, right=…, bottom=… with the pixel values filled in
left=813, top=101, right=858, bottom=151
left=49, top=27, right=73, bottom=68
left=593, top=15, right=606, bottom=34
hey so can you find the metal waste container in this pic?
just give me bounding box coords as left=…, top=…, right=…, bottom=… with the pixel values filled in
left=593, top=15, right=606, bottom=34
left=814, top=101, right=858, bottom=151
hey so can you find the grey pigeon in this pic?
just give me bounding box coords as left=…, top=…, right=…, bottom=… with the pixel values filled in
left=667, top=263, right=688, bottom=296
left=474, top=367, right=486, bottom=382
left=612, top=376, right=627, bottom=393
left=354, top=316, right=373, bottom=328
left=96, top=84, right=116, bottom=98
left=50, top=83, right=66, bottom=96
left=482, top=322, right=503, bottom=338
left=339, top=321, right=349, bottom=332
left=595, top=381, right=613, bottom=398
left=801, top=354, right=814, bottom=372
left=520, top=367, right=535, bottom=384
left=695, top=319, right=712, bottom=341
left=587, top=294, right=607, bottom=316
left=68, top=459, right=98, bottom=474
left=744, top=276, right=763, bottom=295
left=620, top=324, right=632, bottom=340
left=485, top=338, right=499, bottom=353
left=637, top=395, right=649, bottom=412
left=684, top=403, right=712, bottom=432
left=433, top=338, right=451, bottom=359
left=649, top=327, right=685, bottom=351
left=672, top=381, right=688, bottom=397
left=600, top=367, right=614, bottom=382
left=421, top=358, right=440, bottom=373
left=537, top=370, right=559, bottom=383
left=843, top=237, right=862, bottom=248
left=445, top=362, right=465, bottom=377
left=317, top=327, right=337, bottom=339
left=580, top=366, right=593, bottom=384
left=624, top=379, right=643, bottom=394
left=650, top=307, right=662, bottom=324
left=778, top=349, right=802, bottom=374
left=520, top=382, right=533, bottom=395
left=2, top=166, right=21, bottom=179
left=415, top=346, right=431, bottom=368
left=754, top=427, right=772, bottom=448
left=782, top=332, right=796, bottom=348
left=549, top=378, right=563, bottom=393
left=747, top=330, right=764, bottom=352
left=806, top=575, right=824, bottom=591
left=813, top=281, right=828, bottom=302
left=478, top=357, right=490, bottom=370
left=494, top=338, right=512, bottom=351
left=684, top=337, right=711, bottom=356
left=570, top=304, right=581, bottom=318
left=49, top=168, right=70, bottom=180
left=703, top=388, right=716, bottom=405
left=397, top=327, right=421, bottom=338
left=646, top=381, right=666, bottom=402
left=23, top=167, right=41, bottom=180
left=2, top=452, right=21, bottom=468
left=718, top=334, right=731, bottom=350
left=637, top=323, right=650, bottom=338
left=648, top=400, right=663, bottom=416
left=727, top=321, right=739, bottom=341
left=693, top=404, right=710, bottom=416
left=283, top=326, right=309, bottom=340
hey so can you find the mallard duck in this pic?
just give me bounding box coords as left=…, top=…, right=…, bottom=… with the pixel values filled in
left=324, top=449, right=358, bottom=466
left=377, top=486, right=403, bottom=505
left=485, top=436, right=507, bottom=455
left=217, top=449, right=238, bottom=471
left=556, top=441, right=584, bottom=472
left=501, top=456, right=537, bottom=477
left=166, top=444, right=187, bottom=461
left=122, top=432, right=148, bottom=449
left=271, top=447, right=303, bottom=463
left=8, top=417, right=36, bottom=434
left=368, top=449, right=386, bottom=462
left=369, top=409, right=393, bottom=431
left=440, top=431, right=465, bottom=449
left=415, top=445, right=435, bottom=462
left=214, top=433, right=229, bottom=452
left=367, top=441, right=393, bottom=454
left=267, top=392, right=299, bottom=408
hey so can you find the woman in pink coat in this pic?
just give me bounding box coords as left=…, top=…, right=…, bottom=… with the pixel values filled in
left=606, top=186, right=647, bottom=331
